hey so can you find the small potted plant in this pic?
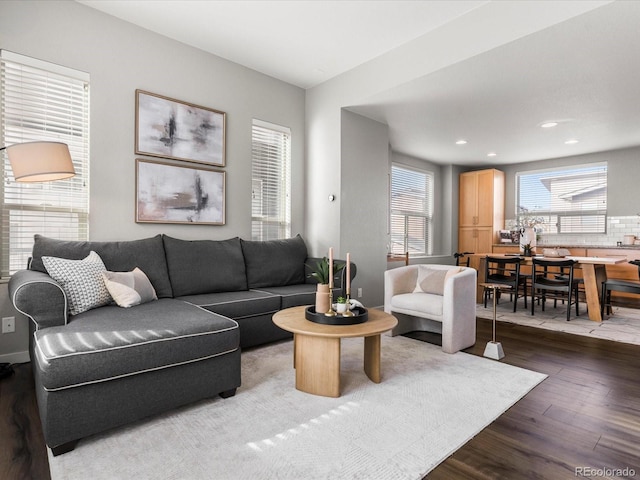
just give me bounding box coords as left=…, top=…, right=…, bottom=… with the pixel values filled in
left=523, top=242, right=533, bottom=257
left=335, top=296, right=348, bottom=314
left=306, top=257, right=344, bottom=313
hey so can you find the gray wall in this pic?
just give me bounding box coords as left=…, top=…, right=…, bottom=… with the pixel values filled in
left=340, top=110, right=389, bottom=307
left=497, top=146, right=640, bottom=219
left=0, top=0, right=305, bottom=361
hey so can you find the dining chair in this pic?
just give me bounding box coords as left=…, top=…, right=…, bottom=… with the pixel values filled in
left=454, top=251, right=473, bottom=267
left=531, top=258, right=580, bottom=321
left=483, top=256, right=528, bottom=312
left=600, top=259, right=640, bottom=318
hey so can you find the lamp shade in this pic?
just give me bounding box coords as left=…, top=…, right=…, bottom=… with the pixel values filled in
left=5, top=141, right=75, bottom=182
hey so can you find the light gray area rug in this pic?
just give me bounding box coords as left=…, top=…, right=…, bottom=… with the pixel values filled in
left=477, top=303, right=640, bottom=346
left=49, top=335, right=546, bottom=480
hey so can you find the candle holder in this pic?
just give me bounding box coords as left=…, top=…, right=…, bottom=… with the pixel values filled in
left=342, top=291, right=355, bottom=317
left=324, top=287, right=336, bottom=317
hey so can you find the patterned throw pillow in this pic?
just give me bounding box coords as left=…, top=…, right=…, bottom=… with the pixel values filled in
left=42, top=251, right=112, bottom=316
left=102, top=268, right=158, bottom=308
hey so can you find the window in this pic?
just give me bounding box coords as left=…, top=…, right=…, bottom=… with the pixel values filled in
left=251, top=119, right=291, bottom=241
left=390, top=164, right=433, bottom=256
left=516, top=163, right=607, bottom=234
left=1, top=50, right=90, bottom=276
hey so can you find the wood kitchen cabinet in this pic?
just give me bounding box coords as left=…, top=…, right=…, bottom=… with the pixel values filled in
left=458, top=227, right=493, bottom=254
left=458, top=169, right=505, bottom=253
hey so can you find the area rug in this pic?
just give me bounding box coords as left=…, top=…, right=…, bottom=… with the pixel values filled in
left=477, top=303, right=640, bottom=346
left=48, top=335, right=546, bottom=480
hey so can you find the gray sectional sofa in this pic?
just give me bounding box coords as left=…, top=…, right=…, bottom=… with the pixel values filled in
left=8, top=233, right=355, bottom=455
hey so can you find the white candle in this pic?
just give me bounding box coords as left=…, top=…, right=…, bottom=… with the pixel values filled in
left=328, top=247, right=334, bottom=289
left=346, top=253, right=351, bottom=295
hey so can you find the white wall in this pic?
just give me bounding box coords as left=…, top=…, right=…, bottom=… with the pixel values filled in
left=0, top=0, right=305, bottom=360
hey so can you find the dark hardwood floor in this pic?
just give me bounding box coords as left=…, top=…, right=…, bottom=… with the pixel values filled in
left=0, top=362, right=50, bottom=480
left=1, top=318, right=639, bottom=480
left=423, top=319, right=640, bottom=480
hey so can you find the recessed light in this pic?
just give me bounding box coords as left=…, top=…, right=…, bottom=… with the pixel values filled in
left=487, top=152, right=497, bottom=157
left=455, top=140, right=467, bottom=145
left=565, top=139, right=579, bottom=144
left=541, top=122, right=558, bottom=128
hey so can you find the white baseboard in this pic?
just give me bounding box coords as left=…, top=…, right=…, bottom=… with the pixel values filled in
left=0, top=350, right=30, bottom=365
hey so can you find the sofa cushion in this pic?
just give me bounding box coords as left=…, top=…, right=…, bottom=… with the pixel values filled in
left=163, top=235, right=247, bottom=296
left=252, top=284, right=316, bottom=309
left=179, top=290, right=281, bottom=319
left=102, top=267, right=158, bottom=308
left=30, top=234, right=173, bottom=298
left=33, top=299, right=239, bottom=391
left=240, top=234, right=308, bottom=288
left=42, top=251, right=112, bottom=316
left=392, top=292, right=444, bottom=319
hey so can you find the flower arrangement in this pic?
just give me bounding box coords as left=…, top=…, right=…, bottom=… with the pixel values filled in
left=518, top=216, right=545, bottom=228
left=506, top=207, right=545, bottom=230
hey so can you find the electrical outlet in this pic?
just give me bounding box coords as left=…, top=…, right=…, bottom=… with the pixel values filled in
left=357, top=288, right=363, bottom=298
left=2, top=316, right=15, bottom=334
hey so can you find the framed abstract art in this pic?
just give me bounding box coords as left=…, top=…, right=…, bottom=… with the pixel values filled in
left=135, top=158, right=225, bottom=225
left=135, top=90, right=226, bottom=167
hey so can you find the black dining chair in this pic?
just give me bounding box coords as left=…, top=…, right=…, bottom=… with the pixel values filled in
left=454, top=251, right=473, bottom=267
left=600, top=259, right=640, bottom=318
left=531, top=258, right=580, bottom=321
left=483, top=256, right=528, bottom=312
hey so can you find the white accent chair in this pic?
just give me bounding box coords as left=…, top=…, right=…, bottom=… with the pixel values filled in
left=384, top=264, right=477, bottom=354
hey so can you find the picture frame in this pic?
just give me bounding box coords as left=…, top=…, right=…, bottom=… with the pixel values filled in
left=135, top=89, right=226, bottom=167
left=136, top=158, right=225, bottom=225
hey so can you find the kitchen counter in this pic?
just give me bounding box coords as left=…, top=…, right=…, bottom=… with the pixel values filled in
left=493, top=244, right=640, bottom=250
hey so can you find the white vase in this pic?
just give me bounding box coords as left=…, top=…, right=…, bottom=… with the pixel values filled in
left=336, top=303, right=348, bottom=314
left=519, top=227, right=536, bottom=253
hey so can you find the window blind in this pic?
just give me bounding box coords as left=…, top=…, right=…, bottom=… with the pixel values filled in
left=1, top=50, right=90, bottom=276
left=516, top=163, right=607, bottom=234
left=390, top=164, right=433, bottom=256
left=251, top=119, right=291, bottom=241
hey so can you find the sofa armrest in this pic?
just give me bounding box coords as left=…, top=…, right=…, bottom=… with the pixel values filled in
left=8, top=269, right=68, bottom=329
left=384, top=266, right=419, bottom=313
left=442, top=267, right=477, bottom=353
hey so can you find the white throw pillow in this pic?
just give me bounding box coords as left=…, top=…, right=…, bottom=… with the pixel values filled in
left=102, top=267, right=158, bottom=308
left=413, top=266, right=462, bottom=295
left=42, top=251, right=112, bottom=316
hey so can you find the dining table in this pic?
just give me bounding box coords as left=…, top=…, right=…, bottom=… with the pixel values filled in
left=468, top=253, right=628, bottom=322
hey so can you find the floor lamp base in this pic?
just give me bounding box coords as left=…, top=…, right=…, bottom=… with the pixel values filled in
left=483, top=341, right=505, bottom=360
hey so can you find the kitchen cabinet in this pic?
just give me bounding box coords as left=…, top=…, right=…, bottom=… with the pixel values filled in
left=458, top=169, right=504, bottom=253
left=459, top=227, right=493, bottom=254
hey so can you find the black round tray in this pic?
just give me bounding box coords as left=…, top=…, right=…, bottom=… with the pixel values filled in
left=305, top=305, right=368, bottom=325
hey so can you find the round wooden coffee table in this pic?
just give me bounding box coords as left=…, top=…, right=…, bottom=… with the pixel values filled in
left=272, top=306, right=398, bottom=397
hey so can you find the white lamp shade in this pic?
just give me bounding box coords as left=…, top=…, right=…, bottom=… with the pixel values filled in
left=5, top=141, right=76, bottom=182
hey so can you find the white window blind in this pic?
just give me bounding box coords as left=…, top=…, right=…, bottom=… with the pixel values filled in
left=251, top=119, right=291, bottom=241
left=516, top=163, right=607, bottom=234
left=1, top=50, right=90, bottom=276
left=390, top=164, right=433, bottom=256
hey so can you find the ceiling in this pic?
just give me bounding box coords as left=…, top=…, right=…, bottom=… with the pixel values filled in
left=77, top=0, right=640, bottom=166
